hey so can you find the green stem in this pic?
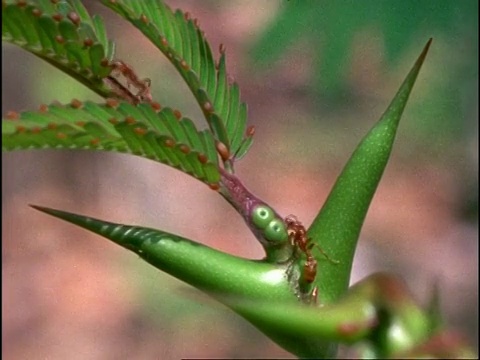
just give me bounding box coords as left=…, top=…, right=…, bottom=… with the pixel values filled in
left=33, top=205, right=454, bottom=359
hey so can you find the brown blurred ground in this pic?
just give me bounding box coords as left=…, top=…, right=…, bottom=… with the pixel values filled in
left=2, top=1, right=478, bottom=359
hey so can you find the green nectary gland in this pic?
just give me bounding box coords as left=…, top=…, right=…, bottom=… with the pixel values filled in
left=251, top=205, right=288, bottom=243
left=252, top=205, right=275, bottom=228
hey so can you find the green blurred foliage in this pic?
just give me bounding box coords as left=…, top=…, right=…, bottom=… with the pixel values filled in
left=251, top=0, right=478, bottom=144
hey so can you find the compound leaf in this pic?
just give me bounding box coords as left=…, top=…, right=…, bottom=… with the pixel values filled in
left=2, top=100, right=220, bottom=185
left=2, top=0, right=116, bottom=98
left=102, top=0, right=254, bottom=164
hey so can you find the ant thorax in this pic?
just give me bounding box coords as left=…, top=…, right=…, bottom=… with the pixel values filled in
left=285, top=215, right=310, bottom=252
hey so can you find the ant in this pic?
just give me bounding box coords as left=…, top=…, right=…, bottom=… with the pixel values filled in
left=108, top=61, right=153, bottom=104
left=285, top=215, right=338, bottom=303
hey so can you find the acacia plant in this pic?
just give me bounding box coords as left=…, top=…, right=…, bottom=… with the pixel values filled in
left=2, top=0, right=476, bottom=358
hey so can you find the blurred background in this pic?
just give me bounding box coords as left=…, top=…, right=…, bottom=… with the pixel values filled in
left=2, top=0, right=478, bottom=358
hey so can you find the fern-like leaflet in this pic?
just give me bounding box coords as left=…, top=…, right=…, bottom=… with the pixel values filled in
left=2, top=0, right=119, bottom=98
left=102, top=0, right=255, bottom=167
left=2, top=100, right=220, bottom=186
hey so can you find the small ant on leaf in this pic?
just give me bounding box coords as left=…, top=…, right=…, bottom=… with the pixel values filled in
left=107, top=61, right=153, bottom=104
left=285, top=215, right=338, bottom=303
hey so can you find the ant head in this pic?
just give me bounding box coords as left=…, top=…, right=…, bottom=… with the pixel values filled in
left=285, top=214, right=298, bottom=225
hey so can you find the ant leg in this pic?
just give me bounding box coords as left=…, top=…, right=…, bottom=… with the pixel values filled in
left=288, top=232, right=295, bottom=246
left=288, top=232, right=302, bottom=258
left=303, top=256, right=317, bottom=284
left=310, top=243, right=339, bottom=264
left=310, top=286, right=318, bottom=305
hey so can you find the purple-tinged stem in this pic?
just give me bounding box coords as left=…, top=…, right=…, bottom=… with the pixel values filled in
left=218, top=168, right=294, bottom=263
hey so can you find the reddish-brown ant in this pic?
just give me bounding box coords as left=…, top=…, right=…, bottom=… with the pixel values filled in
left=285, top=215, right=338, bottom=303
left=285, top=215, right=318, bottom=284
left=108, top=61, right=153, bottom=104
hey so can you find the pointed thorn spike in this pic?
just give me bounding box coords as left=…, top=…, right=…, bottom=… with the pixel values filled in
left=29, top=205, right=110, bottom=237
left=29, top=204, right=65, bottom=218
left=30, top=204, right=48, bottom=212
left=416, top=38, right=433, bottom=68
